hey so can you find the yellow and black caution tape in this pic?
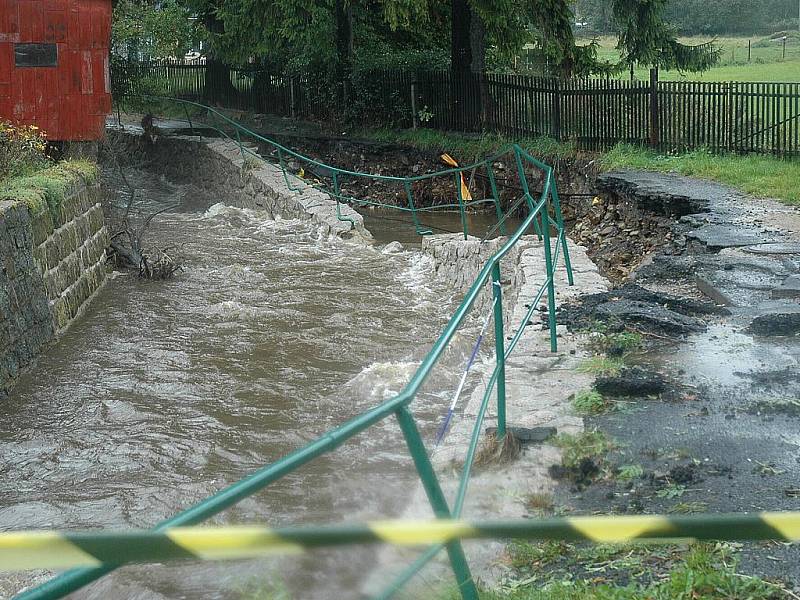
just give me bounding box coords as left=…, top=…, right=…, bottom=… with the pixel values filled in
left=3, top=512, right=800, bottom=571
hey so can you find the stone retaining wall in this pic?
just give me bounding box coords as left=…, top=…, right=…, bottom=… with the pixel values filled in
left=105, top=128, right=370, bottom=241
left=0, top=176, right=108, bottom=397
left=421, top=233, right=528, bottom=323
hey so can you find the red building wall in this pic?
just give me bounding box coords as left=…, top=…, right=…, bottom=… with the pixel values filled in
left=0, top=0, right=112, bottom=141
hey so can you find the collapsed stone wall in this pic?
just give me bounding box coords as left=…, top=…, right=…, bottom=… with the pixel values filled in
left=105, top=129, right=370, bottom=241
left=0, top=176, right=108, bottom=396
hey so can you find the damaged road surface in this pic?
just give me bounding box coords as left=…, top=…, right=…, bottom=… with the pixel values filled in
left=557, top=170, right=800, bottom=589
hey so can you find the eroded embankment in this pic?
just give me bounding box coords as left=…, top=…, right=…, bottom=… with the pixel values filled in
left=546, top=170, right=800, bottom=591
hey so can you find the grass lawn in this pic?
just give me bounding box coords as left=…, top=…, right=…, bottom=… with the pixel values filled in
left=575, top=33, right=800, bottom=82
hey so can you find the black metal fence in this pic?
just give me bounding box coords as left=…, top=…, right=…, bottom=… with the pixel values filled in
left=113, top=60, right=800, bottom=156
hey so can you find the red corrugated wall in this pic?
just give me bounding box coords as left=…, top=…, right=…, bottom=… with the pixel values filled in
left=0, top=0, right=111, bottom=141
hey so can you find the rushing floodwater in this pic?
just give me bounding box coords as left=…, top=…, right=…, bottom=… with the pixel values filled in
left=0, top=171, right=486, bottom=599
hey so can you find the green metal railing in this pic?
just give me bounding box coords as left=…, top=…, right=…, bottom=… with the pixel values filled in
left=17, top=100, right=574, bottom=600
left=118, top=96, right=567, bottom=242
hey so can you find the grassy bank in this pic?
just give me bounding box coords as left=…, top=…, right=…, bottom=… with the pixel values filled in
left=601, top=144, right=800, bottom=205
left=360, top=127, right=800, bottom=206
left=576, top=33, right=800, bottom=82
left=0, top=160, right=99, bottom=217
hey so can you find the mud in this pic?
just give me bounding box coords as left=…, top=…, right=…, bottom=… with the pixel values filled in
left=595, top=366, right=666, bottom=397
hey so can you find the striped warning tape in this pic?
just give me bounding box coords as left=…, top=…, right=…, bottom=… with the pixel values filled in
left=2, top=513, right=800, bottom=571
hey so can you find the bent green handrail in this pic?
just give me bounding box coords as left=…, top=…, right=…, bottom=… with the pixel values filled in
left=119, top=95, right=551, bottom=241
left=19, top=100, right=573, bottom=599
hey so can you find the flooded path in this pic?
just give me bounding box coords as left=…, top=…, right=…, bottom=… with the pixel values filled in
left=0, top=171, right=476, bottom=599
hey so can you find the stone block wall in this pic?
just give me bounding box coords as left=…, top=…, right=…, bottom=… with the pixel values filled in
left=0, top=176, right=108, bottom=396
left=421, top=233, right=527, bottom=323
left=105, top=129, right=370, bottom=241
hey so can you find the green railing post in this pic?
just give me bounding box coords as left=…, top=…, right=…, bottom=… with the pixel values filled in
left=512, top=146, right=542, bottom=238
left=491, top=265, right=507, bottom=439
left=485, top=165, right=506, bottom=236
left=276, top=147, right=299, bottom=192
left=454, top=173, right=469, bottom=240
left=234, top=127, right=245, bottom=161
left=332, top=172, right=356, bottom=228
left=182, top=104, right=195, bottom=137
left=403, top=181, right=431, bottom=236
left=549, top=184, right=574, bottom=286
left=394, top=407, right=478, bottom=600
left=541, top=181, right=558, bottom=353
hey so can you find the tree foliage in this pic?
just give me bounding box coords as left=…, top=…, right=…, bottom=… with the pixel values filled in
left=579, top=0, right=799, bottom=35
left=613, top=0, right=720, bottom=72
left=112, top=0, right=197, bottom=60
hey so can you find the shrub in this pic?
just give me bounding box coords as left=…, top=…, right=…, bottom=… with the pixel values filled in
left=0, top=121, right=50, bottom=182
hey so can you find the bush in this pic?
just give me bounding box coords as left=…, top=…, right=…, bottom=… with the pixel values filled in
left=0, top=121, right=50, bottom=182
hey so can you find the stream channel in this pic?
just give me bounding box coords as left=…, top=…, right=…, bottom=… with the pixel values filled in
left=0, top=170, right=509, bottom=599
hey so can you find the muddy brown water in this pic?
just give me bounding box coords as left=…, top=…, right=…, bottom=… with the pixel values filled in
left=0, top=172, right=509, bottom=599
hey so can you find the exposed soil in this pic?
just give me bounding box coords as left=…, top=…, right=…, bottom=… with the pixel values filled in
left=256, top=135, right=528, bottom=211
left=595, top=366, right=667, bottom=397
left=249, top=132, right=599, bottom=217
left=564, top=195, right=678, bottom=282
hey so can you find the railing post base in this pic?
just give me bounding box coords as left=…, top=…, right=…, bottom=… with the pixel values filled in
left=395, top=407, right=478, bottom=600
left=491, top=265, right=507, bottom=439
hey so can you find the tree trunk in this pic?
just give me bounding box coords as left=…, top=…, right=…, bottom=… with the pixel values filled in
left=203, top=10, right=236, bottom=106
left=469, top=5, right=489, bottom=130
left=450, top=0, right=472, bottom=129
left=334, top=0, right=354, bottom=108
left=450, top=0, right=472, bottom=73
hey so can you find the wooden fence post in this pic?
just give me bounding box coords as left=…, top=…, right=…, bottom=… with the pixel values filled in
left=290, top=77, right=296, bottom=119
left=411, top=81, right=418, bottom=129
left=727, top=82, right=734, bottom=152
left=551, top=78, right=562, bottom=139
left=649, top=67, right=660, bottom=148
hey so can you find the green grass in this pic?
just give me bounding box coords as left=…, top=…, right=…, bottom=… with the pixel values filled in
left=359, top=128, right=578, bottom=162
left=571, top=389, right=607, bottom=415
left=586, top=331, right=642, bottom=356
left=0, top=160, right=99, bottom=217
left=577, top=33, right=800, bottom=82
left=601, top=143, right=800, bottom=205
left=433, top=542, right=784, bottom=599
left=554, top=430, right=616, bottom=470
left=577, top=356, right=625, bottom=376
left=616, top=464, right=644, bottom=481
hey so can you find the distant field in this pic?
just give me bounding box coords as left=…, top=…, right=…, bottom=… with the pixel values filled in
left=576, top=34, right=800, bottom=82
